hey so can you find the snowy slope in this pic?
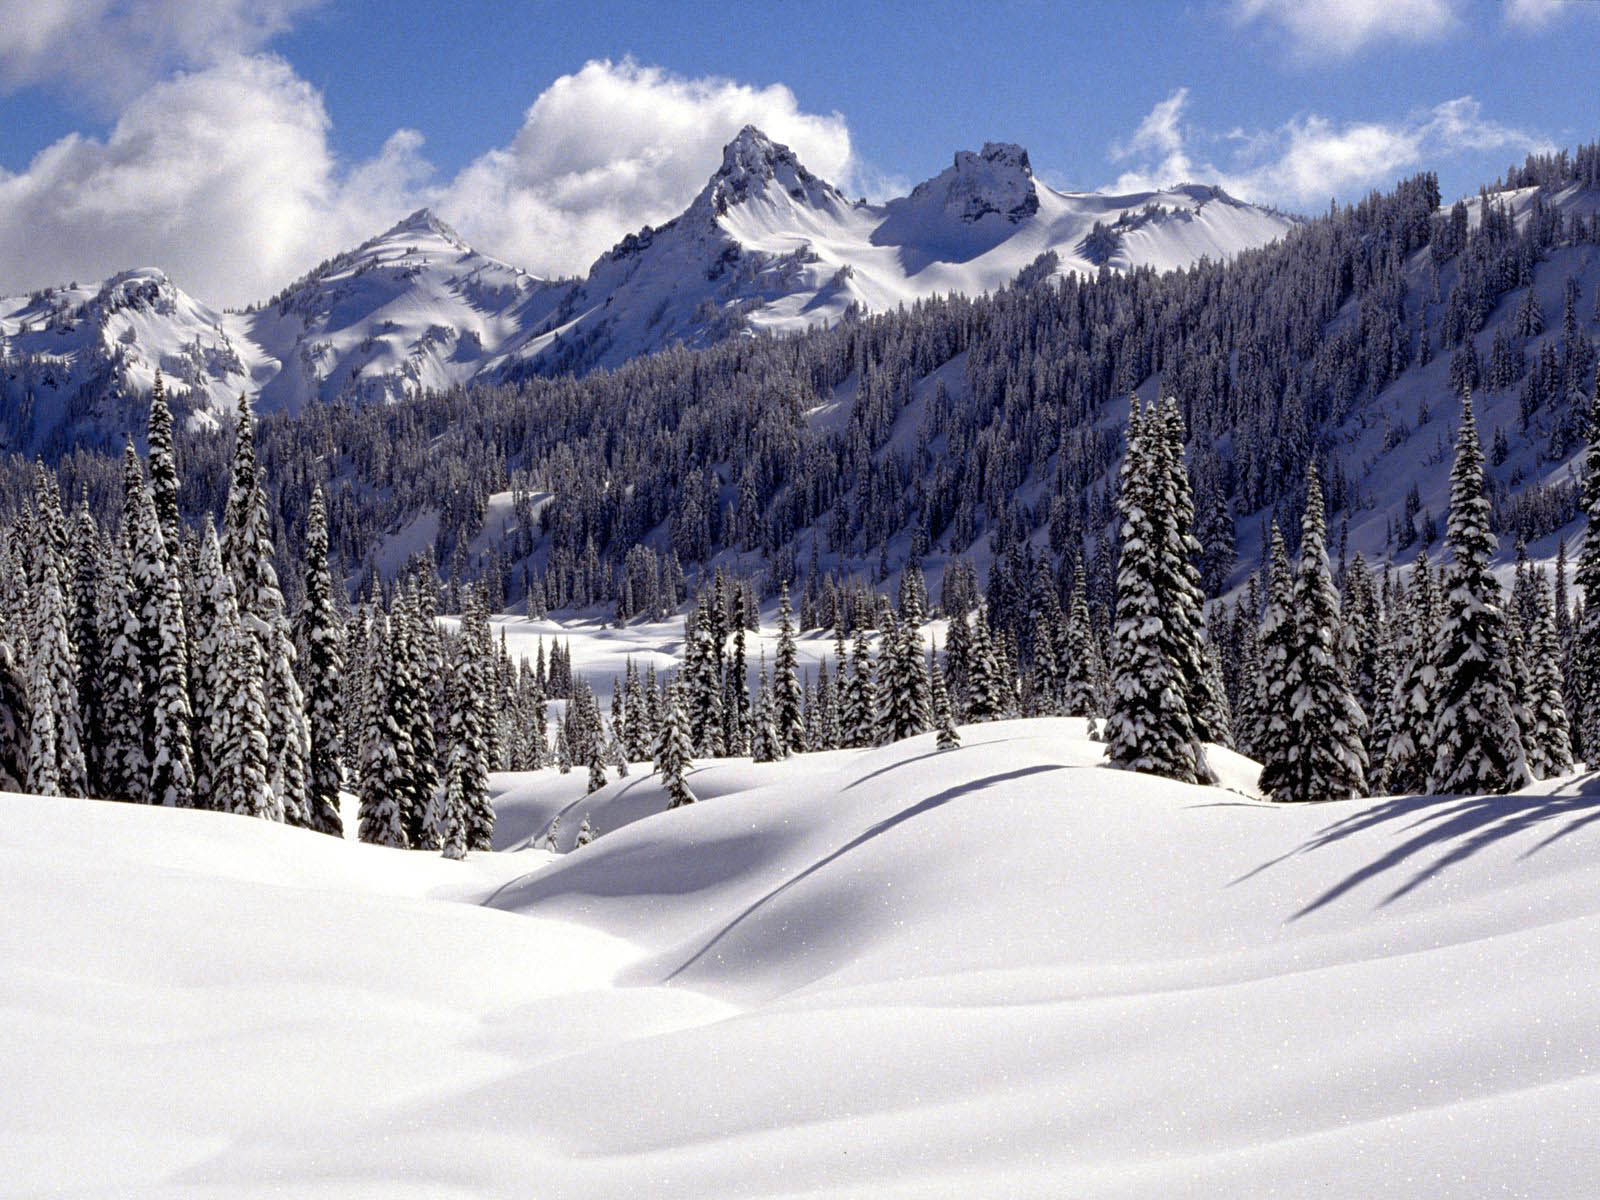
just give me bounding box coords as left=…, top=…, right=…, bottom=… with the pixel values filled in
left=0, top=268, right=263, bottom=445
left=240, top=209, right=567, bottom=416
left=505, top=128, right=1298, bottom=373
left=1230, top=183, right=1600, bottom=591
left=6, top=718, right=1599, bottom=1196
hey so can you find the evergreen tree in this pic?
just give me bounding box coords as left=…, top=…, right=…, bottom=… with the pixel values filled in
left=25, top=535, right=85, bottom=797
left=841, top=626, right=877, bottom=746
left=1061, top=569, right=1099, bottom=717
left=69, top=503, right=106, bottom=794
left=217, top=588, right=277, bottom=820
left=221, top=395, right=309, bottom=824
left=1527, top=571, right=1575, bottom=778
left=773, top=589, right=805, bottom=753
left=1576, top=380, right=1600, bottom=758
left=1255, top=525, right=1297, bottom=798
left=298, top=488, right=345, bottom=836
left=576, top=814, right=595, bottom=848
left=439, top=748, right=468, bottom=861
left=1155, top=397, right=1227, bottom=744
left=187, top=522, right=235, bottom=805
left=1382, top=552, right=1439, bottom=793
left=963, top=604, right=1012, bottom=722
left=1429, top=397, right=1532, bottom=794
left=100, top=551, right=148, bottom=803
left=1105, top=403, right=1202, bottom=782
left=1262, top=465, right=1368, bottom=802
left=930, top=641, right=960, bottom=750
left=876, top=612, right=932, bottom=743
left=654, top=681, right=697, bottom=808
left=358, top=615, right=409, bottom=847
left=587, top=734, right=609, bottom=794
left=145, top=372, right=182, bottom=560
left=127, top=465, right=194, bottom=808
left=454, top=593, right=495, bottom=850
left=751, top=657, right=782, bottom=763
left=0, top=635, right=31, bottom=790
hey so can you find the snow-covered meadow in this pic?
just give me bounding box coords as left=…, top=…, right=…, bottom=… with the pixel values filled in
left=5, top=715, right=1598, bottom=1197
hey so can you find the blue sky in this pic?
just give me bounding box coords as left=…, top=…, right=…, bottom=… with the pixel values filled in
left=0, top=0, right=1594, bottom=303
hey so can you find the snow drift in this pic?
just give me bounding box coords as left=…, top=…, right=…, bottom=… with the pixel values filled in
left=4, top=717, right=1598, bottom=1196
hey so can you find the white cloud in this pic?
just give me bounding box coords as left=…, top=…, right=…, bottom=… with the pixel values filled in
left=1107, top=90, right=1552, bottom=209
left=1109, top=87, right=1195, bottom=192
left=1230, top=0, right=1458, bottom=57
left=0, top=54, right=423, bottom=305
left=436, top=59, right=853, bottom=279
left=0, top=0, right=324, bottom=107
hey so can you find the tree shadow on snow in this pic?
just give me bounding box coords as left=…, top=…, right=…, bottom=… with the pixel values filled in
left=1231, top=770, right=1600, bottom=920
left=663, top=763, right=1068, bottom=982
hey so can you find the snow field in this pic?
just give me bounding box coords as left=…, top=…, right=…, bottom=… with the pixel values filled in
left=4, top=716, right=1598, bottom=1196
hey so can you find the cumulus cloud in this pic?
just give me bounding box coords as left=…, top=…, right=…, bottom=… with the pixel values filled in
left=0, top=52, right=858, bottom=304
left=1230, top=0, right=1458, bottom=57
left=0, top=54, right=425, bottom=305
left=1108, top=89, right=1552, bottom=209
left=0, top=0, right=324, bottom=107
left=436, top=58, right=853, bottom=279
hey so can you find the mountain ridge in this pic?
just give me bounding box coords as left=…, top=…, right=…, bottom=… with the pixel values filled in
left=0, top=127, right=1297, bottom=448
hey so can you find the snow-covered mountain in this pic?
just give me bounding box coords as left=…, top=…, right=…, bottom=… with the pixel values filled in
left=511, top=127, right=1299, bottom=374
left=0, top=209, right=569, bottom=446
left=242, top=209, right=566, bottom=416
left=0, top=128, right=1296, bottom=445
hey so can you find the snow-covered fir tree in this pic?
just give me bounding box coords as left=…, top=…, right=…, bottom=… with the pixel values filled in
left=773, top=589, right=805, bottom=754
left=1382, top=551, right=1440, bottom=793
left=1254, top=526, right=1296, bottom=796
left=1104, top=401, right=1203, bottom=783
left=297, top=488, right=345, bottom=836
left=1526, top=571, right=1574, bottom=779
left=455, top=592, right=496, bottom=850
left=876, top=611, right=931, bottom=744
left=0, top=634, right=31, bottom=791
left=221, top=395, right=309, bottom=825
left=1575, top=382, right=1600, bottom=758
left=930, top=641, right=960, bottom=750
left=358, top=613, right=410, bottom=847
left=1429, top=397, right=1532, bottom=795
left=1260, top=465, right=1368, bottom=803
left=841, top=625, right=877, bottom=747
left=125, top=454, right=193, bottom=809
left=654, top=680, right=697, bottom=808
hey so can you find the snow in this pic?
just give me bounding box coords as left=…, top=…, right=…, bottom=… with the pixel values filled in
left=5, top=717, right=1599, bottom=1195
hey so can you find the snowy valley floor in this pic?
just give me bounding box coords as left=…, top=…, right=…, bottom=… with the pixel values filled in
left=4, top=718, right=1600, bottom=1197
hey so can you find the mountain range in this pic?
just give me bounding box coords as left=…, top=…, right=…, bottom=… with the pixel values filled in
left=0, top=127, right=1297, bottom=448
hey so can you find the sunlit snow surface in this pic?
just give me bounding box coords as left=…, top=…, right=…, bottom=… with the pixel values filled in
left=4, top=707, right=1598, bottom=1197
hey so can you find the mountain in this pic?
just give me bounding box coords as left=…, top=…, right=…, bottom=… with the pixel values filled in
left=0, top=210, right=567, bottom=448
left=0, top=129, right=1296, bottom=447
left=509, top=127, right=1299, bottom=375
left=242, top=209, right=565, bottom=415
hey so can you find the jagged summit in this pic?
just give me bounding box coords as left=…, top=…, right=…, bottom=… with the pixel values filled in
left=700, top=125, right=845, bottom=216
left=380, top=207, right=467, bottom=245
left=908, top=141, right=1039, bottom=224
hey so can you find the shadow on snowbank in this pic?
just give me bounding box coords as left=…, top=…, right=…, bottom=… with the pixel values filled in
left=662, top=764, right=1068, bottom=983
left=1234, top=770, right=1600, bottom=919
